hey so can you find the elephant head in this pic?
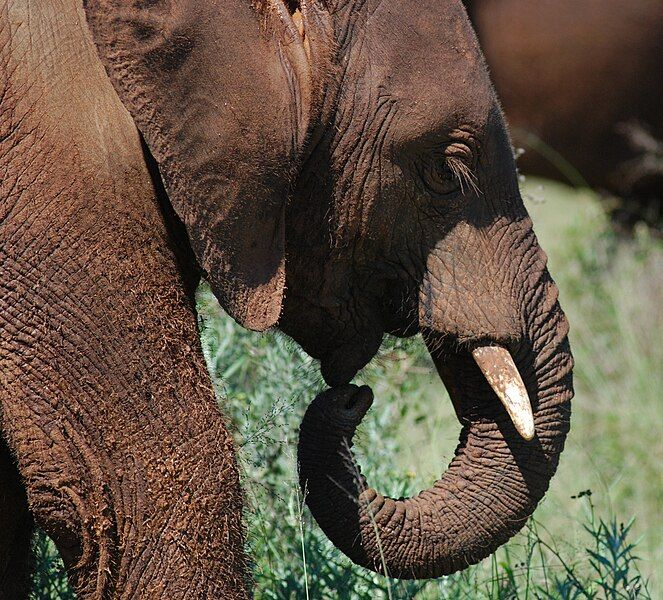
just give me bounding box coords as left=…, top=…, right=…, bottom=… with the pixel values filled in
left=84, top=0, right=572, bottom=579
left=285, top=1, right=573, bottom=578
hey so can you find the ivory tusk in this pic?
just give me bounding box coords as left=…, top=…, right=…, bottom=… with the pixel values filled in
left=471, top=345, right=535, bottom=441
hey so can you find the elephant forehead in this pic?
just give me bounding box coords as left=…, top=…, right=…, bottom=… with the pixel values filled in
left=366, top=0, right=494, bottom=135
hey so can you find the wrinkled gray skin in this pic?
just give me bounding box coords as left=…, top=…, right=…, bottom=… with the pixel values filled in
left=283, top=4, right=572, bottom=575
left=0, top=0, right=573, bottom=595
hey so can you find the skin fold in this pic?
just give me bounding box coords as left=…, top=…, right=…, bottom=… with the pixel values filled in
left=1, top=0, right=573, bottom=594
left=464, top=0, right=663, bottom=227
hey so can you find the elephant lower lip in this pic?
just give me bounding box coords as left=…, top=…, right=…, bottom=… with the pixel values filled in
left=321, top=362, right=357, bottom=387
left=320, top=346, right=371, bottom=386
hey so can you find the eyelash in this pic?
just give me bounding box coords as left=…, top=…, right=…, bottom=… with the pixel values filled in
left=417, top=141, right=477, bottom=199
left=421, top=158, right=460, bottom=198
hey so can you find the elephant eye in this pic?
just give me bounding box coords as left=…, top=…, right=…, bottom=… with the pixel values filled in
left=421, top=156, right=461, bottom=198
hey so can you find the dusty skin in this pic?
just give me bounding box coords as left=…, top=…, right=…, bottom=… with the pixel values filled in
left=2, top=0, right=573, bottom=596
left=0, top=1, right=246, bottom=597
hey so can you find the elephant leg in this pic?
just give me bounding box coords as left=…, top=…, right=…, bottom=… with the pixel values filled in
left=0, top=438, right=34, bottom=600
left=1, top=2, right=248, bottom=597
left=1, top=383, right=246, bottom=598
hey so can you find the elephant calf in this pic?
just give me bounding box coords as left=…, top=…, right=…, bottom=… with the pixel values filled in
left=0, top=0, right=573, bottom=596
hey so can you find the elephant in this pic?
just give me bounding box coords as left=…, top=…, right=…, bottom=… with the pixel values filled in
left=0, top=0, right=573, bottom=596
left=463, top=0, right=663, bottom=229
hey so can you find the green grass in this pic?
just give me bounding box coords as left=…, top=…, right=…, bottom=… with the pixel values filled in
left=29, top=178, right=660, bottom=598
left=525, top=180, right=662, bottom=581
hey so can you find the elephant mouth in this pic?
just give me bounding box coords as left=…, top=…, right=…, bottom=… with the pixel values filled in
left=322, top=327, right=537, bottom=443
left=425, top=334, right=537, bottom=441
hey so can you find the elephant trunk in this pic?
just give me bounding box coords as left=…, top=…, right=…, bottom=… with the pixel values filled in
left=298, top=286, right=573, bottom=578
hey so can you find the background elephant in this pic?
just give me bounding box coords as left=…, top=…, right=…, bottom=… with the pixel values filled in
left=1, top=0, right=573, bottom=596
left=463, top=0, right=663, bottom=229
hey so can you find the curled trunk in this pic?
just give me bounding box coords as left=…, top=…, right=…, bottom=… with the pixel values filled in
left=298, top=301, right=572, bottom=579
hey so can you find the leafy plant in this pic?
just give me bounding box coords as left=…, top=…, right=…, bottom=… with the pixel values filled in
left=30, top=533, right=74, bottom=600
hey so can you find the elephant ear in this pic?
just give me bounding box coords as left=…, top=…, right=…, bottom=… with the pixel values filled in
left=84, top=0, right=311, bottom=330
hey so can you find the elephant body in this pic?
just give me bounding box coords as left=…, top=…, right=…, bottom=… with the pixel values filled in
left=1, top=0, right=573, bottom=595
left=464, top=0, right=663, bottom=227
